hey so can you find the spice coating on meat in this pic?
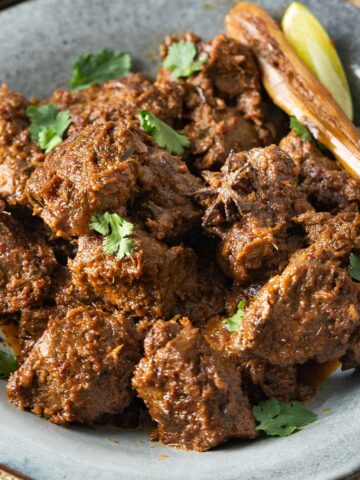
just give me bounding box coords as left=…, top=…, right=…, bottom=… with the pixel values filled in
left=26, top=121, right=144, bottom=238
left=229, top=213, right=360, bottom=366
left=204, top=317, right=312, bottom=402
left=70, top=226, right=225, bottom=325
left=200, top=145, right=310, bottom=283
left=48, top=73, right=185, bottom=132
left=7, top=306, right=140, bottom=425
left=26, top=115, right=202, bottom=242
left=132, top=318, right=256, bottom=451
left=19, top=306, right=56, bottom=361
left=131, top=146, right=203, bottom=241
left=241, top=361, right=313, bottom=403
left=280, top=131, right=360, bottom=213
left=0, top=212, right=56, bottom=314
left=0, top=85, right=44, bottom=207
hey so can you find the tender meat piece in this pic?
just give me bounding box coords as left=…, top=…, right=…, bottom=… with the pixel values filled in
left=280, top=131, right=360, bottom=213
left=242, top=361, right=313, bottom=403
left=229, top=213, right=360, bottom=366
left=27, top=116, right=201, bottom=241
left=26, top=121, right=144, bottom=238
left=158, top=34, right=274, bottom=170
left=0, top=85, right=44, bottom=206
left=183, top=103, right=261, bottom=171
left=132, top=318, right=256, bottom=451
left=294, top=211, right=332, bottom=245
left=199, top=146, right=311, bottom=283
left=18, top=264, right=101, bottom=362
left=7, top=306, right=140, bottom=425
left=0, top=212, right=56, bottom=314
left=48, top=73, right=185, bottom=132
left=131, top=146, right=202, bottom=241
left=50, top=266, right=91, bottom=309
left=70, top=225, right=225, bottom=324
left=19, top=306, right=56, bottom=361
left=204, top=317, right=311, bottom=402
left=217, top=219, right=304, bottom=284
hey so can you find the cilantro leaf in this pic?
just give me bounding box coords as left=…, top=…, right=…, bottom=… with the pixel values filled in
left=349, top=253, right=360, bottom=281
left=163, top=40, right=206, bottom=78
left=90, top=212, right=134, bottom=259
left=253, top=400, right=317, bottom=437
left=70, top=49, right=131, bottom=91
left=290, top=116, right=313, bottom=142
left=137, top=109, right=189, bottom=155
left=223, top=300, right=246, bottom=332
left=0, top=349, right=18, bottom=379
left=27, top=105, right=71, bottom=153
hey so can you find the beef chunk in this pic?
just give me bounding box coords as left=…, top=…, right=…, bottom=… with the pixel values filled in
left=158, top=34, right=274, bottom=170
left=19, top=306, right=56, bottom=361
left=26, top=116, right=201, bottom=241
left=50, top=265, right=93, bottom=309
left=131, top=146, right=202, bottom=241
left=7, top=306, right=140, bottom=425
left=184, top=103, right=261, bottom=171
left=229, top=213, right=360, bottom=366
left=0, top=211, right=56, bottom=314
left=18, top=264, right=101, bottom=361
left=242, top=361, right=313, bottom=403
left=48, top=73, right=184, bottom=132
left=280, top=131, right=360, bottom=213
left=200, top=146, right=310, bottom=283
left=26, top=121, right=144, bottom=238
left=70, top=225, right=225, bottom=324
left=132, top=318, right=256, bottom=451
left=0, top=85, right=44, bottom=206
left=204, top=317, right=311, bottom=402
left=294, top=210, right=333, bottom=245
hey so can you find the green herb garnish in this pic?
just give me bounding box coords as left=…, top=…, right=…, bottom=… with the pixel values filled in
left=163, top=40, right=206, bottom=78
left=349, top=253, right=360, bottom=281
left=253, top=400, right=317, bottom=437
left=70, top=49, right=131, bottom=91
left=27, top=104, right=71, bottom=153
left=290, top=116, right=313, bottom=142
left=90, top=212, right=134, bottom=259
left=223, top=300, right=246, bottom=332
left=137, top=109, right=190, bottom=155
left=0, top=349, right=18, bottom=379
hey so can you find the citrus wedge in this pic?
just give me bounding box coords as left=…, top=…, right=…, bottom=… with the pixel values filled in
left=282, top=2, right=353, bottom=119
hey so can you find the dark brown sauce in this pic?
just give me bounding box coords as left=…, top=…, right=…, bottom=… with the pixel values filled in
left=298, top=360, right=341, bottom=391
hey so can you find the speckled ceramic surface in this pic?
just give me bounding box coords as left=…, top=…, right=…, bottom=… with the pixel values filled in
left=0, top=0, right=360, bottom=479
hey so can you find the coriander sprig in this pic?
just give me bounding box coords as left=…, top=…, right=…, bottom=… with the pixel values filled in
left=290, top=116, right=313, bottom=142
left=90, top=212, right=134, bottom=259
left=163, top=40, right=206, bottom=78
left=0, top=349, right=18, bottom=379
left=253, top=399, right=317, bottom=437
left=349, top=253, right=360, bottom=281
left=137, top=109, right=190, bottom=155
left=70, top=49, right=131, bottom=91
left=223, top=300, right=246, bottom=332
left=27, top=104, right=71, bottom=153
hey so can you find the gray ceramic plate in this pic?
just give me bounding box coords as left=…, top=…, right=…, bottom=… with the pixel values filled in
left=1, top=0, right=360, bottom=479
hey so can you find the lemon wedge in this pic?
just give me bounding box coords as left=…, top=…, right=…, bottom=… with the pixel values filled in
left=282, top=2, right=353, bottom=120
